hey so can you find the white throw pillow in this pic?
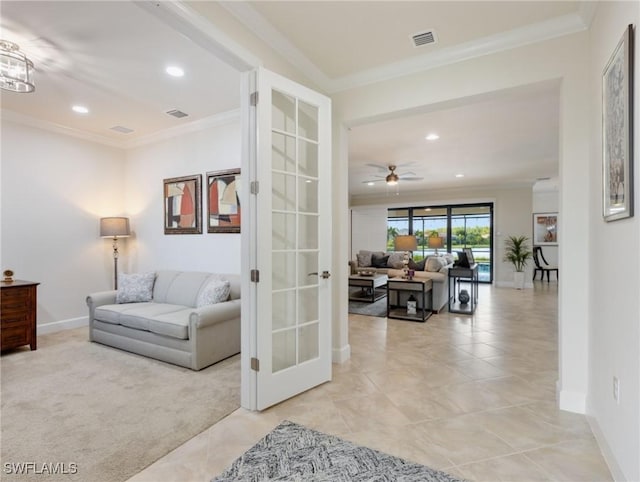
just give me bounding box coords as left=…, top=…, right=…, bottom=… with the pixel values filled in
left=116, top=272, right=156, bottom=303
left=425, top=257, right=447, bottom=272
left=196, top=278, right=231, bottom=307
left=387, top=252, right=405, bottom=269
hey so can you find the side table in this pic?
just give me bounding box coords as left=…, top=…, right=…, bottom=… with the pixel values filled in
left=1, top=280, right=39, bottom=351
left=448, top=264, right=478, bottom=314
left=387, top=278, right=432, bottom=322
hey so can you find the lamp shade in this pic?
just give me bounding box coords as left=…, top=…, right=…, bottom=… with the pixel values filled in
left=100, top=217, right=130, bottom=238
left=394, top=235, right=417, bottom=251
left=428, top=236, right=444, bottom=249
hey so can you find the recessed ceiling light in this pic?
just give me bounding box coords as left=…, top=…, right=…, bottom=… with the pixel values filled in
left=166, top=66, right=184, bottom=77
left=367, top=182, right=375, bottom=186
left=425, top=133, right=439, bottom=141
left=455, top=173, right=464, bottom=178
left=72, top=105, right=89, bottom=114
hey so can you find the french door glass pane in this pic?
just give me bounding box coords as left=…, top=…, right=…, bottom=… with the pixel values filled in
left=271, top=88, right=321, bottom=374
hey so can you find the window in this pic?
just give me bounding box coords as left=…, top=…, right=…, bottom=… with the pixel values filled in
left=387, top=203, right=493, bottom=282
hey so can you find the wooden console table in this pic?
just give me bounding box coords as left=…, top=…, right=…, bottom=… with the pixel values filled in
left=1, top=280, right=39, bottom=351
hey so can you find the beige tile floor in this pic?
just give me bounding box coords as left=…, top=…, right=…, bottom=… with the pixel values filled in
left=129, top=282, right=613, bottom=482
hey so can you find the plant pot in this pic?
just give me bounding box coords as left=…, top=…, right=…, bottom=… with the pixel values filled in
left=513, top=271, right=525, bottom=290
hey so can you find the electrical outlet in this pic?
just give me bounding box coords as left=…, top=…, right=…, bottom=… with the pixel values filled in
left=613, top=376, right=620, bottom=404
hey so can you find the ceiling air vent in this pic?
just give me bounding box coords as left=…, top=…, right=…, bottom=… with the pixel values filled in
left=412, top=30, right=437, bottom=47
left=166, top=109, right=188, bottom=119
left=110, top=125, right=134, bottom=134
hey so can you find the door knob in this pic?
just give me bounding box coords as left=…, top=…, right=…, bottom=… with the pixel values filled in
left=307, top=271, right=331, bottom=279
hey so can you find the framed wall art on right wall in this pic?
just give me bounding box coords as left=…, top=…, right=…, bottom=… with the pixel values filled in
left=602, top=24, right=634, bottom=222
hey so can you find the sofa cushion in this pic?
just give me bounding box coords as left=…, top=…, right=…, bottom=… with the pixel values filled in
left=153, top=271, right=212, bottom=307
left=408, top=258, right=427, bottom=271
left=356, top=250, right=374, bottom=267
left=425, top=256, right=447, bottom=272
left=94, top=303, right=191, bottom=340
left=196, top=278, right=231, bottom=307
left=372, top=253, right=390, bottom=268
left=116, top=272, right=156, bottom=303
left=387, top=252, right=405, bottom=269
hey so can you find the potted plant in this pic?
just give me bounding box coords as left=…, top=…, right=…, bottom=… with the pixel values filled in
left=503, top=235, right=532, bottom=289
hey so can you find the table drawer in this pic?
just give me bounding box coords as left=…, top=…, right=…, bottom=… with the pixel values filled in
left=1, top=325, right=29, bottom=348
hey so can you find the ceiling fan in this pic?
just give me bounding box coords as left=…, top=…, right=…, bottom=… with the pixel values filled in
left=362, top=164, right=424, bottom=186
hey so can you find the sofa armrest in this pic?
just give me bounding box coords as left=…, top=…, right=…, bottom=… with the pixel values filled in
left=86, top=290, right=117, bottom=309
left=189, top=298, right=241, bottom=329
left=348, top=260, right=358, bottom=274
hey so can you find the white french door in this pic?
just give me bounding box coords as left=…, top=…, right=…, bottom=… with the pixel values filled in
left=244, top=68, right=332, bottom=410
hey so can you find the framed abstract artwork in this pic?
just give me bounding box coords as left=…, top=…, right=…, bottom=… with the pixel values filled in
left=602, top=24, right=634, bottom=222
left=163, top=174, right=202, bottom=234
left=532, top=212, right=558, bottom=246
left=207, top=169, right=241, bottom=233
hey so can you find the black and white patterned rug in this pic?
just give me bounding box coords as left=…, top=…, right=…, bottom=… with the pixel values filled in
left=212, top=420, right=465, bottom=482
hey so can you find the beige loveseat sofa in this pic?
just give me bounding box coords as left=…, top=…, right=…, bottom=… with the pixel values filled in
left=350, top=250, right=454, bottom=313
left=87, top=270, right=240, bottom=370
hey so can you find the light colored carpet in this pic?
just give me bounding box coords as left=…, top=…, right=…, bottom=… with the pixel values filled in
left=1, top=328, right=240, bottom=482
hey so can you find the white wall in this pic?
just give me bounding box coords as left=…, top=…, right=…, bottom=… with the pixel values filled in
left=587, top=3, right=640, bottom=481
left=0, top=120, right=126, bottom=326
left=124, top=117, right=242, bottom=275
left=0, top=115, right=242, bottom=330
left=350, top=186, right=533, bottom=285
left=349, top=206, right=387, bottom=259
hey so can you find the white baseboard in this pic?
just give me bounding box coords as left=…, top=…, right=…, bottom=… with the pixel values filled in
left=38, top=316, right=88, bottom=335
left=559, top=389, right=587, bottom=413
left=588, top=415, right=626, bottom=481
left=332, top=344, right=351, bottom=364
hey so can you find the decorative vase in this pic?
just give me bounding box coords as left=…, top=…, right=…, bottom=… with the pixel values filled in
left=514, top=271, right=525, bottom=290
left=407, top=294, right=417, bottom=315
left=458, top=289, right=470, bottom=304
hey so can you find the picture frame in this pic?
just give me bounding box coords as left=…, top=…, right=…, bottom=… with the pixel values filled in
left=602, top=24, right=634, bottom=222
left=463, top=247, right=475, bottom=265
left=163, top=174, right=202, bottom=235
left=532, top=212, right=558, bottom=246
left=207, top=168, right=241, bottom=233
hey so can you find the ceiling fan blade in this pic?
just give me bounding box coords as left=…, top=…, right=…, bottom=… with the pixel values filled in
left=398, top=176, right=424, bottom=181
left=361, top=179, right=386, bottom=184
left=365, top=163, right=390, bottom=173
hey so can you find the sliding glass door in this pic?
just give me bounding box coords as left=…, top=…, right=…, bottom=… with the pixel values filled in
left=387, top=203, right=493, bottom=282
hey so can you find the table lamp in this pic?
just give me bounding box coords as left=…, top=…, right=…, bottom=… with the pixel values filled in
left=428, top=235, right=444, bottom=255
left=394, top=235, right=418, bottom=278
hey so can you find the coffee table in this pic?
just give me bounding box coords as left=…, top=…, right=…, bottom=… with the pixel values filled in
left=348, top=274, right=388, bottom=303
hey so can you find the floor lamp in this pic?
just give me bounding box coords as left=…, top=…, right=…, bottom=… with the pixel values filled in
left=100, top=217, right=130, bottom=289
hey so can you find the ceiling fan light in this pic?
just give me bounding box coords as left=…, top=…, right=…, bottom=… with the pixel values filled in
left=386, top=172, right=399, bottom=185
left=0, top=40, right=35, bottom=93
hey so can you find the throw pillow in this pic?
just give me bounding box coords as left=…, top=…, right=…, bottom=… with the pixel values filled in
left=371, top=253, right=390, bottom=268
left=356, top=250, right=373, bottom=268
left=387, top=252, right=405, bottom=269
left=408, top=258, right=427, bottom=271
left=443, top=253, right=455, bottom=266
left=116, top=272, right=156, bottom=303
left=425, top=257, right=447, bottom=272
left=196, top=278, right=231, bottom=307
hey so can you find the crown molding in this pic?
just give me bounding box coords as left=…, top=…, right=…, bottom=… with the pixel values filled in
left=123, top=109, right=240, bottom=149
left=330, top=13, right=588, bottom=92
left=577, top=1, right=598, bottom=29
left=1, top=109, right=240, bottom=150
left=225, top=4, right=589, bottom=94
left=1, top=110, right=126, bottom=149
left=219, top=2, right=332, bottom=89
